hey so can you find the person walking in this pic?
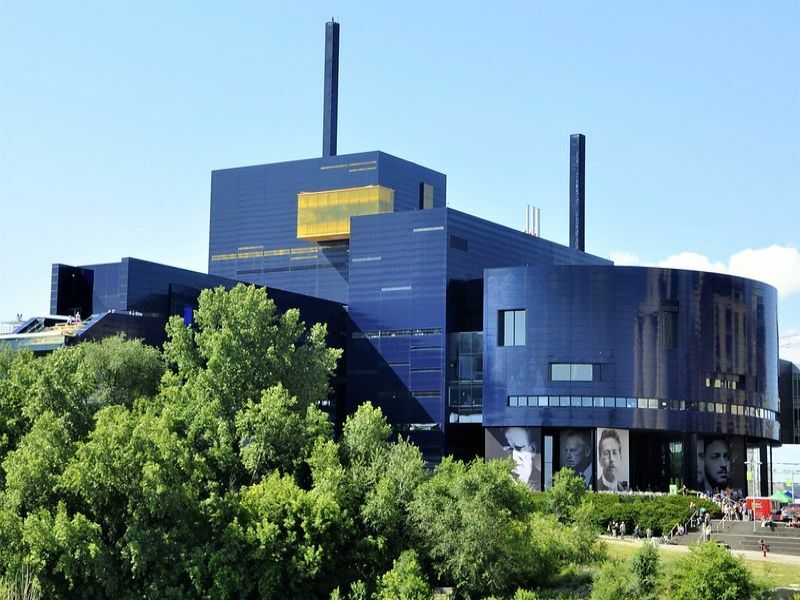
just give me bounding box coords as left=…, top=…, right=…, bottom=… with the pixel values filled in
left=759, top=538, right=769, bottom=558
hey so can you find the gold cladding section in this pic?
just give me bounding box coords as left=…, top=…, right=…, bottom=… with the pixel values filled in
left=297, top=185, right=394, bottom=242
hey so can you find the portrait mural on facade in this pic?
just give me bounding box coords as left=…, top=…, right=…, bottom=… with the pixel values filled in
left=596, top=428, right=629, bottom=491
left=485, top=427, right=542, bottom=491
left=558, top=429, right=593, bottom=488
left=700, top=436, right=734, bottom=491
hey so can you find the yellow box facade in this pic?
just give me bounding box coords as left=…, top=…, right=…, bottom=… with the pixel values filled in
left=297, top=185, right=394, bottom=242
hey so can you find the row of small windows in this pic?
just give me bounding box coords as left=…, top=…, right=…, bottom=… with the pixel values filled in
left=506, top=394, right=777, bottom=420
left=705, top=373, right=746, bottom=390
left=352, top=328, right=442, bottom=339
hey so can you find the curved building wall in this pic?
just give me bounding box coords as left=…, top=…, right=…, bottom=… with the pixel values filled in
left=483, top=265, right=779, bottom=442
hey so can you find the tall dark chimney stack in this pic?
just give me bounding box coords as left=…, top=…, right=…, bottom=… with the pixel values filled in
left=569, top=133, right=586, bottom=252
left=322, top=20, right=340, bottom=157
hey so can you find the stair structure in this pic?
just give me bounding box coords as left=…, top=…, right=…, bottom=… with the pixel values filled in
left=674, top=519, right=800, bottom=556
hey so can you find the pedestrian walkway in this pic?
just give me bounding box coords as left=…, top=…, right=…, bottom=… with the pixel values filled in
left=604, top=535, right=800, bottom=565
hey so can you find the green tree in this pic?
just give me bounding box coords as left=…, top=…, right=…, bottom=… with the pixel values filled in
left=0, top=348, right=38, bottom=467
left=547, top=467, right=586, bottom=523
left=668, top=542, right=765, bottom=600
left=374, top=550, right=432, bottom=600
left=163, top=284, right=340, bottom=417
left=235, top=384, right=332, bottom=482
left=60, top=403, right=209, bottom=594
left=19, top=503, right=115, bottom=598
left=78, top=335, right=163, bottom=410
left=409, top=457, right=556, bottom=597
left=310, top=403, right=426, bottom=589
left=3, top=412, right=73, bottom=514
left=194, top=474, right=346, bottom=599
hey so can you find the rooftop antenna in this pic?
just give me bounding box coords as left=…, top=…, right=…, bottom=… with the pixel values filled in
left=525, top=204, right=541, bottom=237
left=322, top=19, right=340, bottom=157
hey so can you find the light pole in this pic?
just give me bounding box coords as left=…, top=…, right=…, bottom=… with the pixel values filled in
left=745, top=459, right=762, bottom=532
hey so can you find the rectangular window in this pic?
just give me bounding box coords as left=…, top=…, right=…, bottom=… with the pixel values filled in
left=449, top=234, right=468, bottom=251
left=663, top=309, right=678, bottom=349
left=499, top=309, right=526, bottom=346
left=420, top=183, right=434, bottom=210
left=550, top=363, right=595, bottom=381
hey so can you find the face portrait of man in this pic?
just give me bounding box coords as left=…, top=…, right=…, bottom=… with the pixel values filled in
left=503, top=427, right=541, bottom=490
left=561, top=430, right=591, bottom=472
left=599, top=431, right=621, bottom=484
left=704, top=438, right=731, bottom=489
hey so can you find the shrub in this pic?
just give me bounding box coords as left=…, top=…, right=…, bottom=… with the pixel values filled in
left=590, top=560, right=633, bottom=600
left=667, top=542, right=766, bottom=600
left=374, top=551, right=432, bottom=600
left=629, top=543, right=660, bottom=599
left=584, top=493, right=719, bottom=535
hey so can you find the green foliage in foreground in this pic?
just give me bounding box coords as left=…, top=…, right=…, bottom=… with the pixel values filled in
left=591, top=543, right=660, bottom=600
left=667, top=542, right=767, bottom=600
left=602, top=541, right=777, bottom=600
left=1, top=284, right=604, bottom=599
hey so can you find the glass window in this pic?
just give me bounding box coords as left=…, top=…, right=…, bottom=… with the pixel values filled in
left=615, top=397, right=626, bottom=408
left=499, top=310, right=526, bottom=346
left=473, top=386, right=483, bottom=406
left=594, top=397, right=604, bottom=407
left=663, top=309, right=678, bottom=349
left=582, top=396, right=593, bottom=407
left=605, top=397, right=616, bottom=407
left=571, top=364, right=593, bottom=381
left=648, top=399, right=659, bottom=409
left=638, top=398, right=648, bottom=409
left=458, top=356, right=472, bottom=380
left=420, top=183, right=434, bottom=210
left=559, top=396, right=570, bottom=407
left=550, top=363, right=595, bottom=381
left=538, top=396, right=549, bottom=407
left=459, top=387, right=472, bottom=406
left=570, top=396, right=582, bottom=407
left=514, top=310, right=526, bottom=346
left=626, top=398, right=637, bottom=408
left=551, top=364, right=571, bottom=381
left=503, top=311, right=514, bottom=344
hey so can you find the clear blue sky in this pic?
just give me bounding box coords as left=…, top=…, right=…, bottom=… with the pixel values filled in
left=1, top=2, right=798, bottom=361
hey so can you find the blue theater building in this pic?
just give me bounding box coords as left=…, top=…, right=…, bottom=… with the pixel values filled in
left=3, top=20, right=781, bottom=494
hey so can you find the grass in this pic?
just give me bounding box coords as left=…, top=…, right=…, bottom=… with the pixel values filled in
left=606, top=540, right=800, bottom=589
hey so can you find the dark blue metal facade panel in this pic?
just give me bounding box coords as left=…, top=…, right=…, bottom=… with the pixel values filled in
left=344, top=208, right=612, bottom=457
left=483, top=265, right=780, bottom=442
left=347, top=209, right=448, bottom=457
left=208, top=151, right=446, bottom=304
